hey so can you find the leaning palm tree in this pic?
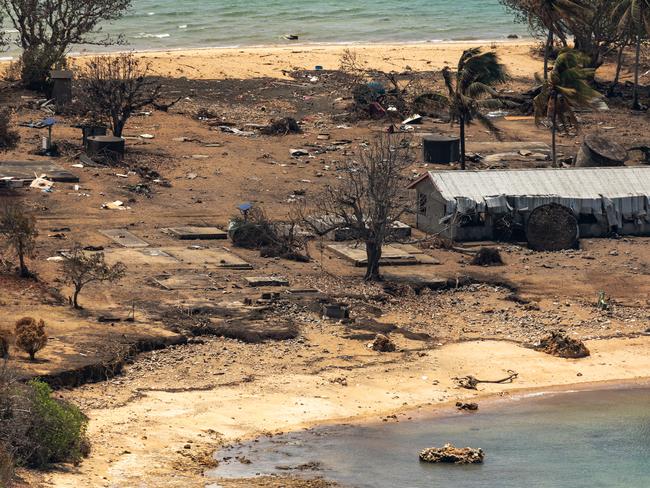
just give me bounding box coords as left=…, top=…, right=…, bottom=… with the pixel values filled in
left=429, top=48, right=509, bottom=170
left=533, top=51, right=601, bottom=166
left=613, top=0, right=650, bottom=110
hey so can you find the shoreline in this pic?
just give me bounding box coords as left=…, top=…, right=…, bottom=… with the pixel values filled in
left=218, top=374, right=650, bottom=447
left=0, top=37, right=538, bottom=61
left=60, top=39, right=540, bottom=80
left=68, top=37, right=537, bottom=57
left=0, top=39, right=539, bottom=81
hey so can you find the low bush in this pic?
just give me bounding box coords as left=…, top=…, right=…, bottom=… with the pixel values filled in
left=26, top=381, right=88, bottom=467
left=0, top=367, right=88, bottom=470
left=15, top=317, right=47, bottom=361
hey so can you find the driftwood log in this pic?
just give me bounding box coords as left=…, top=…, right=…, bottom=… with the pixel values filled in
left=453, top=370, right=519, bottom=390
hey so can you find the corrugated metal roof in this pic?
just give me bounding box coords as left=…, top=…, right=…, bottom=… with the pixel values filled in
left=426, top=167, right=650, bottom=202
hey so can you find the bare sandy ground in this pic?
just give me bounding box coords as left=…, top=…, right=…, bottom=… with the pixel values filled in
left=42, top=335, right=650, bottom=488
left=77, top=41, right=540, bottom=80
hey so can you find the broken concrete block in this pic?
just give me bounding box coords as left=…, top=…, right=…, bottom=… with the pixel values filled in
left=245, top=276, right=289, bottom=287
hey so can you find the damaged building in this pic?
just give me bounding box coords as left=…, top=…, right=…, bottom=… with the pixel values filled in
left=408, top=167, right=650, bottom=243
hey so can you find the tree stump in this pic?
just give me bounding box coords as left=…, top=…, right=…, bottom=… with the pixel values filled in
left=575, top=133, right=628, bottom=167
left=86, top=135, right=125, bottom=162
left=526, top=203, right=578, bottom=251
left=422, top=135, right=460, bottom=164
left=81, top=125, right=107, bottom=148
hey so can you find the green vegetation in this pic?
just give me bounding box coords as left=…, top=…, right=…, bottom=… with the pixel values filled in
left=0, top=367, right=89, bottom=481
left=533, top=50, right=601, bottom=165
left=26, top=381, right=89, bottom=467
left=427, top=48, right=509, bottom=169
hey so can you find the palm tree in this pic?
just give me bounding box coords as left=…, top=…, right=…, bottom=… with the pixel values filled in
left=533, top=51, right=601, bottom=166
left=614, top=0, right=650, bottom=110
left=429, top=48, right=509, bottom=170
left=528, top=0, right=590, bottom=80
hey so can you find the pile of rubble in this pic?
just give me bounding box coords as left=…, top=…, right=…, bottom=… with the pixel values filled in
left=534, top=332, right=590, bottom=358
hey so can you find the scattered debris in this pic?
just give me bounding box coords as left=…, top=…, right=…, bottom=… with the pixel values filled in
left=261, top=117, right=301, bottom=135
left=322, top=303, right=350, bottom=320
left=470, top=248, right=504, bottom=266
left=534, top=332, right=590, bottom=359
left=369, top=334, right=396, bottom=352
left=456, top=402, right=479, bottom=411
left=102, top=200, right=126, bottom=210
left=596, top=291, right=610, bottom=311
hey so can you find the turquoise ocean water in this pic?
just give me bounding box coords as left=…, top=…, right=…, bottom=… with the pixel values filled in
left=3, top=0, right=529, bottom=56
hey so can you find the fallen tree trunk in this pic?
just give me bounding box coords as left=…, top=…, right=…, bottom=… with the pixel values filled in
left=453, top=370, right=519, bottom=390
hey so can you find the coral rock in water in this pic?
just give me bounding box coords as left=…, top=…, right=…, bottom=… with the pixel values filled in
left=419, top=443, right=484, bottom=464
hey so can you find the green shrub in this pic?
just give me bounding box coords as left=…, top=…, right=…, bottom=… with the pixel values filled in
left=25, top=381, right=88, bottom=467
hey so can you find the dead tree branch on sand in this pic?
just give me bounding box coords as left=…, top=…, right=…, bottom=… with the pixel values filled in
left=453, top=370, right=519, bottom=390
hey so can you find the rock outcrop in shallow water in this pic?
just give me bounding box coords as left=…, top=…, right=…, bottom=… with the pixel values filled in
left=535, top=332, right=590, bottom=358
left=419, top=443, right=484, bottom=464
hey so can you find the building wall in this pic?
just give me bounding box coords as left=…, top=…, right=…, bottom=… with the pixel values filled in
left=411, top=180, right=650, bottom=241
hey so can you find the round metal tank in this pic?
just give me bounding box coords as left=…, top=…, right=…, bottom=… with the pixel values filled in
left=422, top=134, right=460, bottom=164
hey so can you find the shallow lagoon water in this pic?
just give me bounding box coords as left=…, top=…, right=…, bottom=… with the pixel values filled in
left=210, top=387, right=650, bottom=488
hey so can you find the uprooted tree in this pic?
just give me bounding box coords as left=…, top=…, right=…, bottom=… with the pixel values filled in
left=78, top=53, right=162, bottom=137
left=302, top=133, right=411, bottom=281
left=0, top=202, right=38, bottom=278
left=229, top=206, right=310, bottom=262
left=1, top=0, right=132, bottom=90
left=61, top=245, right=126, bottom=309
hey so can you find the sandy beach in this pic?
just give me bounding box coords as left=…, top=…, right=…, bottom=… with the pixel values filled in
left=79, top=40, right=541, bottom=80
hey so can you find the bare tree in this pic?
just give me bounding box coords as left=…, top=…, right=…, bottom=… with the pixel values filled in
left=1, top=0, right=132, bottom=90
left=78, top=53, right=162, bottom=137
left=303, top=134, right=412, bottom=281
left=0, top=202, right=37, bottom=278
left=61, top=245, right=126, bottom=309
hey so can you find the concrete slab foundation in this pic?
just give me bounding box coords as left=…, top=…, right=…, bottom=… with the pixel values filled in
left=165, top=247, right=252, bottom=269
left=99, top=229, right=150, bottom=248
left=165, top=226, right=227, bottom=240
